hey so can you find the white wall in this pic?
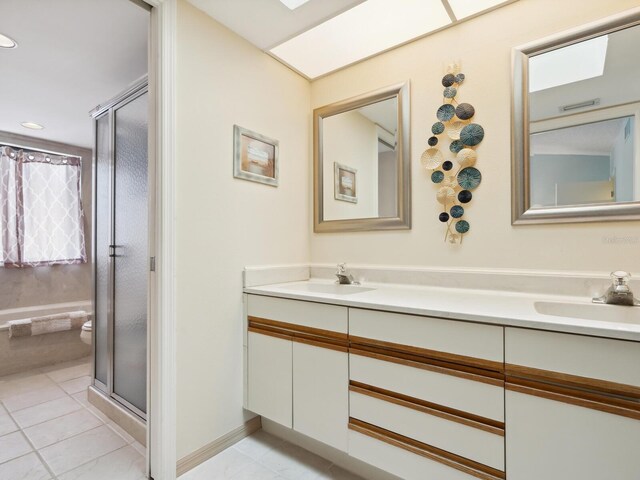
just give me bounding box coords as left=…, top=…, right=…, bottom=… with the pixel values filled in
left=176, top=0, right=310, bottom=459
left=610, top=117, right=634, bottom=201
left=310, top=0, right=640, bottom=273
left=323, top=111, right=378, bottom=220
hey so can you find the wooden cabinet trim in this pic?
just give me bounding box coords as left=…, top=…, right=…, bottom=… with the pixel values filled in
left=506, top=380, right=640, bottom=421
left=349, top=336, right=504, bottom=374
left=349, top=418, right=505, bottom=480
left=505, top=363, right=640, bottom=399
left=350, top=382, right=505, bottom=435
left=248, top=326, right=292, bottom=342
left=248, top=316, right=348, bottom=340
left=350, top=347, right=504, bottom=387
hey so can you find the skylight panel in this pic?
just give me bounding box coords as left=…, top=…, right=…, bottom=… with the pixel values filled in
left=529, top=35, right=609, bottom=93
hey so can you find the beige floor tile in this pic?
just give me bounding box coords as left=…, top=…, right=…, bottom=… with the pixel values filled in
left=59, top=376, right=91, bottom=395
left=71, top=390, right=89, bottom=407
left=45, top=362, right=91, bottom=384
left=0, top=431, right=33, bottom=464
left=258, top=442, right=331, bottom=480
left=233, top=430, right=285, bottom=461
left=131, top=440, right=146, bottom=456
left=106, top=420, right=135, bottom=444
left=0, top=452, right=51, bottom=480
left=23, top=408, right=103, bottom=449
left=86, top=404, right=111, bottom=423
left=180, top=447, right=254, bottom=480
left=0, top=411, right=19, bottom=436
left=2, top=383, right=67, bottom=412
left=321, top=465, right=366, bottom=480
left=57, top=445, right=145, bottom=480
left=229, top=461, right=283, bottom=480
left=38, top=425, right=127, bottom=476
left=0, top=374, right=56, bottom=400
left=13, top=396, right=82, bottom=429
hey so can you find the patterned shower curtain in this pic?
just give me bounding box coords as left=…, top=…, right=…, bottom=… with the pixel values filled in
left=0, top=145, right=86, bottom=267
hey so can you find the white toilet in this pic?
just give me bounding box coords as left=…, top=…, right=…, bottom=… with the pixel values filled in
left=80, top=321, right=92, bottom=345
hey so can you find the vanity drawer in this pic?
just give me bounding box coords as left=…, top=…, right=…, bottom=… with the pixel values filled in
left=349, top=421, right=504, bottom=480
left=350, top=388, right=504, bottom=471
left=505, top=328, right=640, bottom=395
left=247, top=295, right=348, bottom=334
left=349, top=309, right=503, bottom=370
left=350, top=351, right=504, bottom=422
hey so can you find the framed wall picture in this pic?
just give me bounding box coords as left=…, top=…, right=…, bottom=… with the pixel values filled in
left=233, top=125, right=279, bottom=186
left=334, top=162, right=357, bottom=203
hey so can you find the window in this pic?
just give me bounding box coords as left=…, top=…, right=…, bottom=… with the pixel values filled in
left=0, top=145, right=86, bottom=267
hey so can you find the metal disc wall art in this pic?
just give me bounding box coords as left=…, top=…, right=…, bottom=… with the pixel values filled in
left=420, top=68, right=484, bottom=244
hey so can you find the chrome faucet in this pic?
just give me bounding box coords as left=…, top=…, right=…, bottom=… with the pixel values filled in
left=593, top=271, right=640, bottom=306
left=335, top=263, right=359, bottom=285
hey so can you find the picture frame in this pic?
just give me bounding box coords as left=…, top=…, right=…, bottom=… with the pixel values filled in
left=334, top=162, right=357, bottom=203
left=233, top=125, right=279, bottom=186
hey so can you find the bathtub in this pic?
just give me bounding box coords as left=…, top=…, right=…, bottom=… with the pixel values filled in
left=0, top=300, right=92, bottom=377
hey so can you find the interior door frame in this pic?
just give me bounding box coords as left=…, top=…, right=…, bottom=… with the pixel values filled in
left=141, top=0, right=177, bottom=479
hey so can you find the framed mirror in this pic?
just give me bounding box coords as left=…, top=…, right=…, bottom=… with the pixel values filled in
left=314, top=82, right=410, bottom=232
left=512, top=9, right=640, bottom=224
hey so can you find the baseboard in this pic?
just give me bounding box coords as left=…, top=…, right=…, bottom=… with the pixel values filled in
left=88, top=386, right=146, bottom=445
left=176, top=416, right=262, bottom=477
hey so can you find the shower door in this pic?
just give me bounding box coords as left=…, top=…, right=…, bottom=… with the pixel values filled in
left=93, top=79, right=149, bottom=419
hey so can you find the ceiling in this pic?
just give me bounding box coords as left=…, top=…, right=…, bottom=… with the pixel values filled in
left=188, top=0, right=365, bottom=50
left=190, top=0, right=516, bottom=79
left=530, top=24, right=640, bottom=122
left=0, top=0, right=149, bottom=149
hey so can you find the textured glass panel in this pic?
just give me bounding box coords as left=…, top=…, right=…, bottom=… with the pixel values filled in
left=113, top=92, right=148, bottom=413
left=94, top=114, right=110, bottom=386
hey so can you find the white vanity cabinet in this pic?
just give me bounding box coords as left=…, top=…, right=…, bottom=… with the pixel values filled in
left=246, top=295, right=349, bottom=451
left=505, top=328, right=640, bottom=480
left=348, top=309, right=506, bottom=480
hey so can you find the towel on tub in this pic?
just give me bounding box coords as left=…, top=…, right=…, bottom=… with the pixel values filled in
left=8, top=311, right=88, bottom=338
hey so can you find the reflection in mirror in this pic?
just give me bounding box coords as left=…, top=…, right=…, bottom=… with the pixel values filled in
left=512, top=10, right=640, bottom=223
left=314, top=82, right=410, bottom=232
left=323, top=97, right=398, bottom=220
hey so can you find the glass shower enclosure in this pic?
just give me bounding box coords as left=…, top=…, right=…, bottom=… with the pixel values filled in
left=92, top=78, right=149, bottom=419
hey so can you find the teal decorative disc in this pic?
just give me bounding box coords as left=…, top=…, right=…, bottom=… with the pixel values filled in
left=450, top=140, right=464, bottom=153
left=432, top=122, right=445, bottom=135
left=460, top=124, right=484, bottom=146
left=443, top=87, right=457, bottom=98
left=455, top=220, right=470, bottom=234
left=431, top=171, right=444, bottom=183
left=437, top=104, right=455, bottom=122
left=450, top=205, right=464, bottom=218
left=457, top=167, right=482, bottom=190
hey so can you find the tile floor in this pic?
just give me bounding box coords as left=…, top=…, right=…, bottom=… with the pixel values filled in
left=180, top=429, right=364, bottom=480
left=0, top=357, right=146, bottom=480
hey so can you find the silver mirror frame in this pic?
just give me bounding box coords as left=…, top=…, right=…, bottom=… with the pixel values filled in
left=314, top=81, right=411, bottom=233
left=511, top=7, right=640, bottom=225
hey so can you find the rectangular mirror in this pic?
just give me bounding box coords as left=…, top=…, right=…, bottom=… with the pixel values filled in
left=314, top=82, right=410, bottom=232
left=512, top=9, right=640, bottom=224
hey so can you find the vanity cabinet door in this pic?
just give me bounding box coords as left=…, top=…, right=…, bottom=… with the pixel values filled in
left=247, top=331, right=293, bottom=428
left=293, top=342, right=348, bottom=451
left=506, top=389, right=640, bottom=480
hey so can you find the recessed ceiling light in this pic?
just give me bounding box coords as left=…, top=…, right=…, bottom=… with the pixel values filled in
left=529, top=35, right=608, bottom=92
left=21, top=122, right=44, bottom=130
left=279, top=0, right=312, bottom=10
left=271, top=0, right=451, bottom=79
left=0, top=33, right=18, bottom=49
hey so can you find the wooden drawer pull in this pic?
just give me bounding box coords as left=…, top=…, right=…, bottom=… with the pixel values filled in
left=349, top=418, right=505, bottom=480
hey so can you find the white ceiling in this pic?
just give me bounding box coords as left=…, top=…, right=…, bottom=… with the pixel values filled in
left=531, top=117, right=629, bottom=156
left=0, top=0, right=149, bottom=149
left=190, top=0, right=516, bottom=79
left=530, top=25, right=640, bottom=122
left=187, top=0, right=365, bottom=50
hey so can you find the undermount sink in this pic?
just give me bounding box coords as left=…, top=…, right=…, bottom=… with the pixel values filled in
left=535, top=301, right=640, bottom=324
left=276, top=283, right=375, bottom=295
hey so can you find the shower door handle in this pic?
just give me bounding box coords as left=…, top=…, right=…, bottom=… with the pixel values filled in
left=108, top=245, right=122, bottom=257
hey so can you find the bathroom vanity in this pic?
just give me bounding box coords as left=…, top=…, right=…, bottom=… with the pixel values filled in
left=243, top=279, right=640, bottom=480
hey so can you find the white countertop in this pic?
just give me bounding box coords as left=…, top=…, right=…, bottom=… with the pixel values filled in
left=244, top=280, right=640, bottom=342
